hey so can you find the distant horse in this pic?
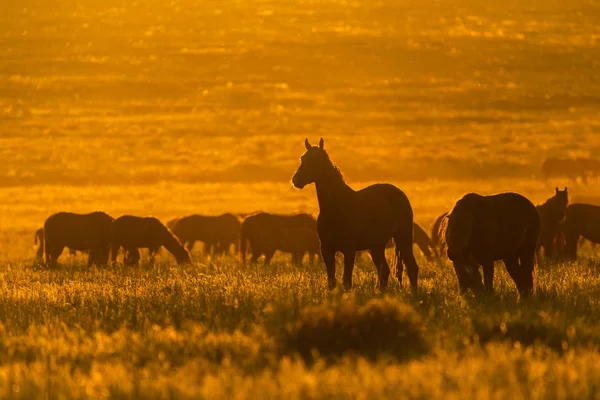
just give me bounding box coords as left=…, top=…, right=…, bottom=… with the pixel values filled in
left=240, top=212, right=317, bottom=264
left=441, top=192, right=540, bottom=298
left=536, top=187, right=569, bottom=260
left=44, top=212, right=114, bottom=268
left=385, top=223, right=436, bottom=261
left=561, top=203, right=600, bottom=260
left=292, top=138, right=419, bottom=292
left=170, top=213, right=241, bottom=255
left=273, top=227, right=321, bottom=265
left=111, top=216, right=191, bottom=266
left=35, top=228, right=78, bottom=260
left=431, top=212, right=449, bottom=255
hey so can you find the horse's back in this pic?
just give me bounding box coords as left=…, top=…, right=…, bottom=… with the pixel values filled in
left=451, top=192, right=539, bottom=260
left=564, top=203, right=600, bottom=242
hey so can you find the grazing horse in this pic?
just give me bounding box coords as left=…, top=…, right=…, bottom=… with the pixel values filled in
left=536, top=187, right=569, bottom=260
left=561, top=203, right=600, bottom=260
left=240, top=212, right=317, bottom=264
left=43, top=212, right=114, bottom=268
left=292, top=138, right=419, bottom=292
left=170, top=213, right=241, bottom=255
left=441, top=192, right=540, bottom=298
left=431, top=212, right=449, bottom=255
left=111, top=216, right=191, bottom=266
left=273, top=227, right=321, bottom=265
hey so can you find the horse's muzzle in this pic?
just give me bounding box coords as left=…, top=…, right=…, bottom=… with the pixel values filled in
left=292, top=176, right=306, bottom=189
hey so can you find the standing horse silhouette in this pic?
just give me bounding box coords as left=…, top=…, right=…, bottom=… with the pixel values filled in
left=292, top=138, right=419, bottom=292
left=561, top=203, right=600, bottom=260
left=441, top=192, right=540, bottom=298
left=43, top=212, right=114, bottom=268
left=536, top=187, right=568, bottom=260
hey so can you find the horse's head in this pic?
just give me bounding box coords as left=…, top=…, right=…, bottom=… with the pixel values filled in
left=552, top=186, right=569, bottom=220
left=292, top=138, right=330, bottom=189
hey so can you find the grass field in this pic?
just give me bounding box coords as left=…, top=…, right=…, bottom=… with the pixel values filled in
left=2, top=0, right=600, bottom=398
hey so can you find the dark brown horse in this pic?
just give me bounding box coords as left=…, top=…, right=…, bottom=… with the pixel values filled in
left=240, top=212, right=317, bottom=264
left=292, top=138, right=419, bottom=292
left=561, top=203, right=600, bottom=260
left=431, top=212, right=449, bottom=255
left=170, top=213, right=241, bottom=255
left=111, top=216, right=191, bottom=266
left=43, top=212, right=114, bottom=268
left=441, top=192, right=540, bottom=298
left=536, top=187, right=568, bottom=260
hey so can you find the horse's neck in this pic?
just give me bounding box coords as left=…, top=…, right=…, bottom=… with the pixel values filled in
left=315, top=176, right=354, bottom=213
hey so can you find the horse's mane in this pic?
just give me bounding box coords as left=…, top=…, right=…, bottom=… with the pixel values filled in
left=320, top=149, right=346, bottom=184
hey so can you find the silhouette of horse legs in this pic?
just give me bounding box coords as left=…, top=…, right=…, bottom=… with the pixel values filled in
left=46, top=246, right=63, bottom=268
left=342, top=250, right=356, bottom=290
left=370, top=246, right=390, bottom=290
left=563, top=232, right=579, bottom=260
left=503, top=253, right=534, bottom=298
left=321, top=247, right=337, bottom=289
left=184, top=240, right=195, bottom=251
left=394, top=229, right=419, bottom=294
left=291, top=252, right=303, bottom=266
left=482, top=260, right=494, bottom=292
left=263, top=250, right=275, bottom=265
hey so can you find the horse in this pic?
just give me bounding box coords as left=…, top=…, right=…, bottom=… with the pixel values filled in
left=239, top=212, right=317, bottom=264
left=169, top=213, right=241, bottom=255
left=441, top=192, right=540, bottom=298
left=35, top=228, right=78, bottom=260
left=292, top=138, right=419, bottom=292
left=272, top=227, right=321, bottom=265
left=43, top=212, right=114, bottom=268
left=561, top=203, right=600, bottom=260
left=431, top=212, right=449, bottom=255
left=111, top=216, right=191, bottom=266
left=536, top=187, right=569, bottom=260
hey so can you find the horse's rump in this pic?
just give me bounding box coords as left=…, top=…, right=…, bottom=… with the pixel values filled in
left=44, top=211, right=114, bottom=251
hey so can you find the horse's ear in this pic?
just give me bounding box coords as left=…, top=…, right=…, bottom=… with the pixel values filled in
left=564, top=186, right=568, bottom=192
left=555, top=187, right=559, bottom=193
left=319, top=138, right=324, bottom=149
left=305, top=138, right=311, bottom=150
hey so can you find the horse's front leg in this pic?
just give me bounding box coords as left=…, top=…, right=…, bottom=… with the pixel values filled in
left=321, top=246, right=337, bottom=290
left=342, top=250, right=356, bottom=291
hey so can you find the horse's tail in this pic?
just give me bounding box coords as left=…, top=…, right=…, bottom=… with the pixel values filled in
left=240, top=222, right=248, bottom=264
left=442, top=207, right=472, bottom=260
left=43, top=227, right=49, bottom=266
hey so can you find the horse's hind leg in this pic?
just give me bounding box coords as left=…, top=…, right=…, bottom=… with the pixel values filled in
left=370, top=246, right=389, bottom=291
left=481, top=260, right=495, bottom=292
left=394, top=231, right=419, bottom=294
left=321, top=246, right=337, bottom=290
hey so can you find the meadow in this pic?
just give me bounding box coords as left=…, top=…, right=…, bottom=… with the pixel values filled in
left=2, top=0, right=600, bottom=398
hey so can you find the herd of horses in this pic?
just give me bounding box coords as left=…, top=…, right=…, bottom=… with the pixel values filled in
left=541, top=157, right=600, bottom=185
left=32, top=138, right=600, bottom=300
